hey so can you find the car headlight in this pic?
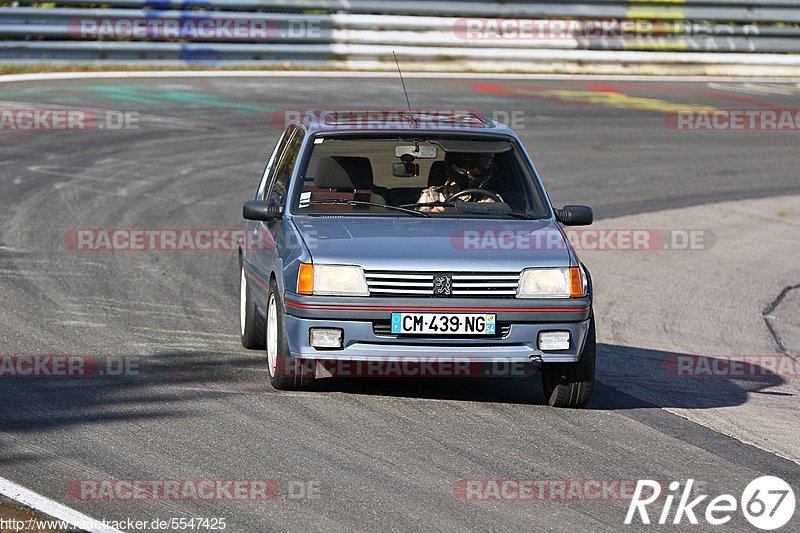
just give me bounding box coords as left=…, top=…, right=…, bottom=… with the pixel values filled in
left=297, top=263, right=369, bottom=296
left=517, top=267, right=586, bottom=298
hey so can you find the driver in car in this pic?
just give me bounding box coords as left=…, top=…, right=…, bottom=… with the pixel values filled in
left=417, top=152, right=498, bottom=213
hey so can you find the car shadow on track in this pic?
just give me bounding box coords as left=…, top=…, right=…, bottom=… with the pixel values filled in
left=591, top=344, right=790, bottom=410
left=305, top=343, right=790, bottom=410
left=0, top=344, right=789, bottom=438
left=0, top=351, right=269, bottom=435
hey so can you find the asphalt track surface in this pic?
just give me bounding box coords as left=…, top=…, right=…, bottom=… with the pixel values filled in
left=1, top=75, right=799, bottom=531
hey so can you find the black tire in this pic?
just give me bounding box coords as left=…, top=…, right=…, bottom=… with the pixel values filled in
left=541, top=315, right=596, bottom=408
left=240, top=265, right=265, bottom=349
left=266, top=277, right=316, bottom=390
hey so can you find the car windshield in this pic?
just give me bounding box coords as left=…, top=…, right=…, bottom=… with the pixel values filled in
left=291, top=136, right=550, bottom=218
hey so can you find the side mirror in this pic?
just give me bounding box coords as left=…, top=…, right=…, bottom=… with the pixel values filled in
left=243, top=200, right=282, bottom=221
left=556, top=205, right=593, bottom=226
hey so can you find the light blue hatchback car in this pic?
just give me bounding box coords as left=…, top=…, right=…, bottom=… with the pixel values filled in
left=239, top=111, right=595, bottom=407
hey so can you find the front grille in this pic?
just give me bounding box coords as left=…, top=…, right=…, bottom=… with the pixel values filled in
left=373, top=322, right=512, bottom=337
left=364, top=271, right=519, bottom=298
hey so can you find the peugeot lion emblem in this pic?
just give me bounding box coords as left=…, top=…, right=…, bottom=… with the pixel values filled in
left=432, top=274, right=453, bottom=297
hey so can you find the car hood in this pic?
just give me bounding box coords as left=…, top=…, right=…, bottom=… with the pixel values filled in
left=292, top=216, right=573, bottom=271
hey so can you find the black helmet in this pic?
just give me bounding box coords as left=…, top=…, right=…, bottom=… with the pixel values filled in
left=445, top=152, right=494, bottom=189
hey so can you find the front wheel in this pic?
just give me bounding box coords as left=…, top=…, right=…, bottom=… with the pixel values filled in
left=266, top=278, right=315, bottom=390
left=541, top=315, right=596, bottom=408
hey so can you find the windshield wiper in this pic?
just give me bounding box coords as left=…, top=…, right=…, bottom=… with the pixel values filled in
left=498, top=211, right=541, bottom=220
left=404, top=201, right=542, bottom=219
left=305, top=199, right=430, bottom=218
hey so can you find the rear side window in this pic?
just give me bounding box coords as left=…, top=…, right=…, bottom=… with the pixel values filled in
left=267, top=127, right=305, bottom=206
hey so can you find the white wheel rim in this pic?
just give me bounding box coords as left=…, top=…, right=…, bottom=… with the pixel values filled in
left=267, top=293, right=278, bottom=376
left=240, top=268, right=247, bottom=337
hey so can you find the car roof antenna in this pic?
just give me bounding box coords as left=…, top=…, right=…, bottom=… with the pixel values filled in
left=393, top=51, right=419, bottom=127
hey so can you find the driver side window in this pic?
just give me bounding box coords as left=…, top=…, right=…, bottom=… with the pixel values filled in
left=267, top=127, right=305, bottom=206
left=257, top=129, right=291, bottom=201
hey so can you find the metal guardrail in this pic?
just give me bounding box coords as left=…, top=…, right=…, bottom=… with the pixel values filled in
left=8, top=0, right=800, bottom=23
left=1, top=1, right=799, bottom=72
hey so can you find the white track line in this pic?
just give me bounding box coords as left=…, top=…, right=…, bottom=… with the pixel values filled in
left=2, top=70, right=800, bottom=84
left=0, top=475, right=123, bottom=533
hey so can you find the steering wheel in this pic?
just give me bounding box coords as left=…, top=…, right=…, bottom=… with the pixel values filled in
left=446, top=189, right=503, bottom=203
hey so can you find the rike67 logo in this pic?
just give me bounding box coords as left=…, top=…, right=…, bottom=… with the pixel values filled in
left=626, top=477, right=795, bottom=530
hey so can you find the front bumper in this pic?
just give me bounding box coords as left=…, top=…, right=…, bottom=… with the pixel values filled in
left=283, top=294, right=592, bottom=364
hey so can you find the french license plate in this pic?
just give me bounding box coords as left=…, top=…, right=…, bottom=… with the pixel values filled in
left=391, top=313, right=496, bottom=335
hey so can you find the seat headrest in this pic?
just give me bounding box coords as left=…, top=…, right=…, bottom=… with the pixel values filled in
left=428, top=160, right=447, bottom=187
left=314, top=156, right=373, bottom=189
